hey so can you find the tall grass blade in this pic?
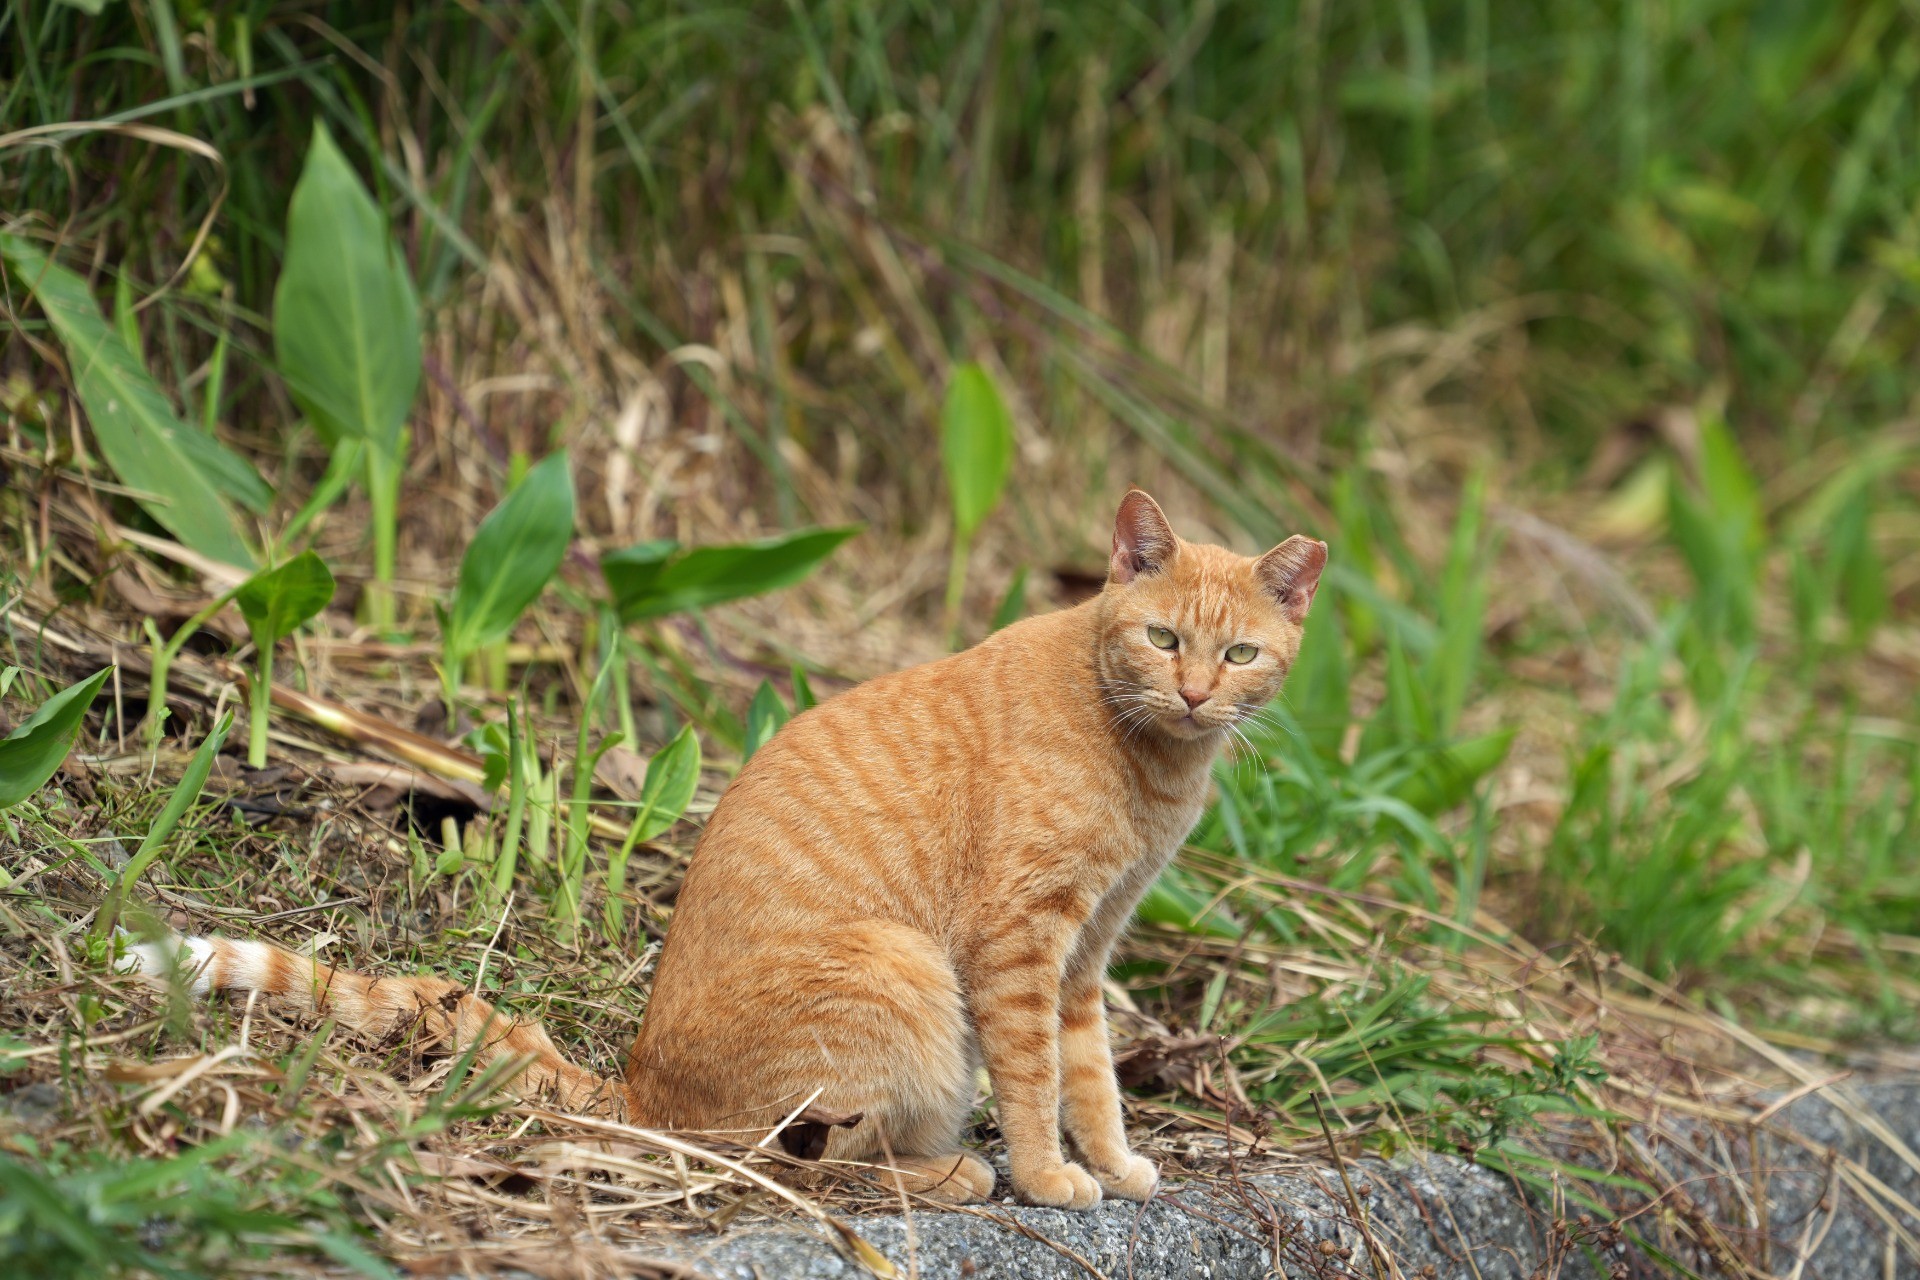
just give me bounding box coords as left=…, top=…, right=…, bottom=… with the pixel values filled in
left=96, top=711, right=233, bottom=937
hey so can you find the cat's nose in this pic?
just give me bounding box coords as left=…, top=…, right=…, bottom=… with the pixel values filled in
left=1179, top=688, right=1210, bottom=709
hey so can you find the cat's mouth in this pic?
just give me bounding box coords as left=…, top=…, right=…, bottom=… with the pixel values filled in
left=1163, top=709, right=1222, bottom=739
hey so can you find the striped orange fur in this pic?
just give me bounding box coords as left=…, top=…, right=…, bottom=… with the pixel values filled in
left=125, top=490, right=1326, bottom=1210
left=122, top=932, right=623, bottom=1113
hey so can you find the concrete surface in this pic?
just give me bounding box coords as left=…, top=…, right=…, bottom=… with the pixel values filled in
left=621, top=1082, right=1920, bottom=1279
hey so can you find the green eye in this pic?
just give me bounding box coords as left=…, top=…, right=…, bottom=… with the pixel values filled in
left=1225, top=643, right=1258, bottom=664
left=1147, top=625, right=1179, bottom=650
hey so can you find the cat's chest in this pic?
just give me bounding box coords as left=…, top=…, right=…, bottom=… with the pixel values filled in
left=1082, top=758, right=1212, bottom=871
left=1126, top=778, right=1211, bottom=860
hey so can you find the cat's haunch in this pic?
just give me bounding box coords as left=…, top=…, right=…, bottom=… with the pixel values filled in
left=125, top=490, right=1326, bottom=1210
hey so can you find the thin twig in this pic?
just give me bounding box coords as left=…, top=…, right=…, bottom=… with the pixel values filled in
left=1311, top=1092, right=1389, bottom=1280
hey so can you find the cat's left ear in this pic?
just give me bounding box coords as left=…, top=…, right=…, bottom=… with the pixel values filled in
left=1256, top=535, right=1327, bottom=623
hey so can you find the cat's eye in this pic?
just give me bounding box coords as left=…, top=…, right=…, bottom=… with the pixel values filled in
left=1147, top=625, right=1179, bottom=650
left=1225, top=643, right=1259, bottom=664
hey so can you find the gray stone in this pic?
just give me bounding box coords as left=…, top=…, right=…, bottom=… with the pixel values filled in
left=616, top=1082, right=1920, bottom=1279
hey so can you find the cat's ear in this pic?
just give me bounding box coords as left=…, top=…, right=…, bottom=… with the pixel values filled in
left=1256, top=535, right=1327, bottom=623
left=1110, top=489, right=1178, bottom=584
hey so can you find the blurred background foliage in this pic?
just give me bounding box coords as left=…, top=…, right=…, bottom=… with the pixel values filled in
left=7, top=0, right=1919, bottom=1009
left=14, top=0, right=1920, bottom=460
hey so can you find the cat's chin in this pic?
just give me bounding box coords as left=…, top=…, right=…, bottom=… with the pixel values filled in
left=1157, top=712, right=1228, bottom=742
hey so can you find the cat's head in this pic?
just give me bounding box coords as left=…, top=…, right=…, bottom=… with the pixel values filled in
left=1094, top=489, right=1327, bottom=743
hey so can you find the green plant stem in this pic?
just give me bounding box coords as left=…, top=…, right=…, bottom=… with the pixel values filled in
left=559, top=743, right=593, bottom=937
left=602, top=809, right=651, bottom=941
left=943, top=533, right=970, bottom=648
left=612, top=635, right=638, bottom=749
left=558, top=655, right=620, bottom=938
left=143, top=620, right=170, bottom=746
left=439, top=653, right=461, bottom=731
left=557, top=710, right=593, bottom=935
left=526, top=760, right=554, bottom=874
left=144, top=587, right=241, bottom=748
left=248, top=645, right=273, bottom=769
left=491, top=706, right=528, bottom=900
left=364, top=442, right=403, bottom=633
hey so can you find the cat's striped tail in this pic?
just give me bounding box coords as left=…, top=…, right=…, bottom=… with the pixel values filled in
left=119, top=932, right=629, bottom=1115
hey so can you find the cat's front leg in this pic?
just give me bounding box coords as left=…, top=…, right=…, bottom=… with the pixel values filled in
left=1059, top=973, right=1158, bottom=1200
left=967, top=915, right=1103, bottom=1210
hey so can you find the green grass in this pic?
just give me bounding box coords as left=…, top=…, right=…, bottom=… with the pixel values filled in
left=0, top=1134, right=391, bottom=1280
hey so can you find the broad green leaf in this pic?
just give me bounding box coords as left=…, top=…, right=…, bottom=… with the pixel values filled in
left=63, top=256, right=269, bottom=517
left=273, top=121, right=421, bottom=454
left=171, top=415, right=273, bottom=513
left=990, top=566, right=1029, bottom=632
left=0, top=235, right=263, bottom=566
left=445, top=452, right=575, bottom=662
left=113, top=273, right=141, bottom=359
left=603, top=526, right=860, bottom=622
left=235, top=551, right=335, bottom=651
left=742, top=680, right=790, bottom=763
left=633, top=723, right=701, bottom=842
left=601, top=538, right=678, bottom=610
left=940, top=364, right=1014, bottom=538
left=0, top=668, right=112, bottom=809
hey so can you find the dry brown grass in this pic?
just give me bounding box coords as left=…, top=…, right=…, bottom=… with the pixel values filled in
left=4, top=492, right=1919, bottom=1276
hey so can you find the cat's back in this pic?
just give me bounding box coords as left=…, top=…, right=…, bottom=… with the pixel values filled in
left=771, top=603, right=1105, bottom=786
left=678, top=605, right=1116, bottom=911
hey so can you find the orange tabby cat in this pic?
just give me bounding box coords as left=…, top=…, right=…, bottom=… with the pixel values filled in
left=125, top=490, right=1326, bottom=1209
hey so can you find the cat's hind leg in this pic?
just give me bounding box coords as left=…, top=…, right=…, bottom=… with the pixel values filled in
left=632, top=918, right=991, bottom=1201
left=801, top=922, right=992, bottom=1201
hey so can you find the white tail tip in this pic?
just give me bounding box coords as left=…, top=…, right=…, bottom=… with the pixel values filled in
left=115, top=930, right=217, bottom=997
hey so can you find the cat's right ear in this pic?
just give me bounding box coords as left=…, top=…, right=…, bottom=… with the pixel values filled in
left=1110, top=489, right=1178, bottom=584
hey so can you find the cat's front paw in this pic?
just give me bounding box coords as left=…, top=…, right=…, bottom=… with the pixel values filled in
left=1013, top=1161, right=1103, bottom=1210
left=1092, top=1154, right=1159, bottom=1201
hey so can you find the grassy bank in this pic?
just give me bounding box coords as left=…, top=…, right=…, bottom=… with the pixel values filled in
left=3, top=2, right=1919, bottom=1274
